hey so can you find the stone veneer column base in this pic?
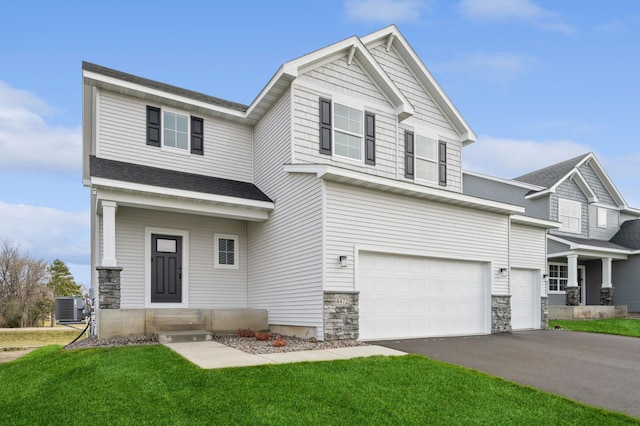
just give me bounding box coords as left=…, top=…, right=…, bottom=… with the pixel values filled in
left=600, top=287, right=614, bottom=306
left=323, top=292, right=359, bottom=341
left=565, top=286, right=580, bottom=306
left=491, top=295, right=511, bottom=333
left=540, top=296, right=549, bottom=329
left=97, top=267, right=123, bottom=309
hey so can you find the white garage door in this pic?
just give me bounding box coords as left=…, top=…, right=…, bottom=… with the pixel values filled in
left=510, top=268, right=539, bottom=330
left=358, top=252, right=490, bottom=340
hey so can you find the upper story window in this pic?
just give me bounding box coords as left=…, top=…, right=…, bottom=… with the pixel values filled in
left=597, top=207, right=607, bottom=228
left=404, top=130, right=447, bottom=186
left=146, top=105, right=204, bottom=156
left=558, top=198, right=581, bottom=233
left=319, top=97, right=375, bottom=165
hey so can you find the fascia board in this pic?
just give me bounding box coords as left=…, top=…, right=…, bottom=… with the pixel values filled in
left=90, top=177, right=274, bottom=211
left=284, top=164, right=524, bottom=215
left=547, top=234, right=631, bottom=256
left=510, top=215, right=561, bottom=229
left=83, top=70, right=246, bottom=121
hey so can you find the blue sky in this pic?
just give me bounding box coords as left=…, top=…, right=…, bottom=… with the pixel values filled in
left=1, top=0, right=639, bottom=286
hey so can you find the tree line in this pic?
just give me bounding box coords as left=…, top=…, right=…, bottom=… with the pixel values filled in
left=0, top=238, right=83, bottom=328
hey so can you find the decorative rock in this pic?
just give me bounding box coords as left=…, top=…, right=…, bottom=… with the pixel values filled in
left=97, top=267, right=123, bottom=309
left=600, top=287, right=614, bottom=306
left=540, top=297, right=549, bottom=329
left=324, top=292, right=359, bottom=341
left=565, top=287, right=580, bottom=306
left=491, top=295, right=511, bottom=333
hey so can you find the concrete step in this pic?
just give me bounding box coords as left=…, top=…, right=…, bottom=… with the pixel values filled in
left=155, top=330, right=213, bottom=344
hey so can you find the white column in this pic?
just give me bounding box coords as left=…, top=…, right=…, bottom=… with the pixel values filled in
left=601, top=257, right=613, bottom=288
left=101, top=200, right=118, bottom=267
left=567, top=254, right=579, bottom=287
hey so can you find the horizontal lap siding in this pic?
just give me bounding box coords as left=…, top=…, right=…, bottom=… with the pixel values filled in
left=248, top=90, right=324, bottom=334
left=510, top=224, right=546, bottom=296
left=370, top=44, right=454, bottom=134
left=324, top=181, right=509, bottom=294
left=613, top=255, right=640, bottom=312
left=589, top=205, right=620, bottom=240
left=97, top=91, right=253, bottom=182
left=111, top=207, right=248, bottom=308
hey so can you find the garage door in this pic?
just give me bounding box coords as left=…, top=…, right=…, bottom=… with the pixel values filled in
left=358, top=252, right=490, bottom=340
left=510, top=268, right=539, bottom=330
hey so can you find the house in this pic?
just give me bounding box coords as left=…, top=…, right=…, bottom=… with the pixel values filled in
left=82, top=25, right=557, bottom=341
left=464, top=153, right=640, bottom=317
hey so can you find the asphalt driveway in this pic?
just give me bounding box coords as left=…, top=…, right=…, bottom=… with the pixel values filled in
left=375, top=330, right=640, bottom=419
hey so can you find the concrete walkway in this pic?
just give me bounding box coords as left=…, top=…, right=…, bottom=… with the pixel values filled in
left=164, top=341, right=406, bottom=369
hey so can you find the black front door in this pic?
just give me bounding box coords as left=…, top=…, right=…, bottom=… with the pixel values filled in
left=151, top=234, right=182, bottom=303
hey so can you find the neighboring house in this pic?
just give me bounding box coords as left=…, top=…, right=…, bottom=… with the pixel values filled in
left=82, top=25, right=557, bottom=341
left=464, top=153, right=640, bottom=313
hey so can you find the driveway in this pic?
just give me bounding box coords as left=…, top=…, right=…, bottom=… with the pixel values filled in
left=375, top=330, right=640, bottom=419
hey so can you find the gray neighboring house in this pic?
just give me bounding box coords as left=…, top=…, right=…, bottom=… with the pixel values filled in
left=83, top=25, right=557, bottom=341
left=464, top=153, right=640, bottom=314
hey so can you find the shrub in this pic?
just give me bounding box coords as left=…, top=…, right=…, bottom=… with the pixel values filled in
left=254, top=331, right=271, bottom=341
left=236, top=328, right=255, bottom=338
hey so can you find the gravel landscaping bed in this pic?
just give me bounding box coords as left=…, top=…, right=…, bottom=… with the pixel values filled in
left=63, top=333, right=368, bottom=354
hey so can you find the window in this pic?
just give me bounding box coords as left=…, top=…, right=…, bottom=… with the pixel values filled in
left=334, top=103, right=363, bottom=161
left=146, top=105, right=204, bottom=155
left=163, top=111, right=189, bottom=150
left=597, top=207, right=607, bottom=228
left=548, top=264, right=568, bottom=292
left=415, top=134, right=438, bottom=183
left=404, top=130, right=447, bottom=186
left=558, top=199, right=581, bottom=233
left=318, top=98, right=375, bottom=164
left=214, top=234, right=238, bottom=269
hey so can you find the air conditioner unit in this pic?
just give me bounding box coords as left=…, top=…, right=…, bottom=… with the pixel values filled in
left=55, top=297, right=87, bottom=323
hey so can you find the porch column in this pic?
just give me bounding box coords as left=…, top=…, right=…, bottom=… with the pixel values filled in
left=565, top=254, right=580, bottom=306
left=101, top=200, right=118, bottom=267
left=600, top=257, right=614, bottom=305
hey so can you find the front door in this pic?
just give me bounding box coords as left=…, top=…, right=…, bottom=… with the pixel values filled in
left=577, top=266, right=586, bottom=305
left=151, top=234, right=182, bottom=303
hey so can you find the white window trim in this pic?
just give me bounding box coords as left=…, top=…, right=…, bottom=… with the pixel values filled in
left=558, top=198, right=582, bottom=233
left=214, top=233, right=239, bottom=269
left=332, top=101, right=364, bottom=163
left=548, top=263, right=586, bottom=298
left=144, top=227, right=189, bottom=308
left=161, top=108, right=191, bottom=154
left=414, top=133, right=439, bottom=185
left=597, top=207, right=607, bottom=228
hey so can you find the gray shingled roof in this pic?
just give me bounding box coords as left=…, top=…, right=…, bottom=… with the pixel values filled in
left=554, top=235, right=630, bottom=251
left=83, top=62, right=248, bottom=112
left=90, top=156, right=272, bottom=203
left=514, top=153, right=591, bottom=189
left=610, top=219, right=640, bottom=250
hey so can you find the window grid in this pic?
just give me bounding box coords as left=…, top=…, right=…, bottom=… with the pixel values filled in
left=414, top=134, right=438, bottom=183
left=549, top=264, right=568, bottom=292
left=334, top=103, right=363, bottom=161
left=163, top=111, right=189, bottom=150
left=558, top=199, right=581, bottom=233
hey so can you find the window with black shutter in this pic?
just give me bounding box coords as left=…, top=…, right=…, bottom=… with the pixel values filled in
left=146, top=105, right=205, bottom=155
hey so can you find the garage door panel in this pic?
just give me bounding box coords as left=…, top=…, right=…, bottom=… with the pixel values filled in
left=359, top=252, right=489, bottom=340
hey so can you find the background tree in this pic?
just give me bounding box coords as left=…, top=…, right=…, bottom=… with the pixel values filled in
left=46, top=259, right=82, bottom=326
left=0, top=238, right=50, bottom=327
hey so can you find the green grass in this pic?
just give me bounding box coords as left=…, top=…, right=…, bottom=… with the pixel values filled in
left=550, top=318, right=640, bottom=338
left=0, top=346, right=637, bottom=425
left=0, top=329, right=86, bottom=347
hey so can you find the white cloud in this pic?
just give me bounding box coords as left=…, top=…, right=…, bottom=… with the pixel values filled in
left=344, top=0, right=429, bottom=23
left=0, top=81, right=81, bottom=173
left=0, top=201, right=89, bottom=267
left=462, top=136, right=591, bottom=178
left=457, top=0, right=576, bottom=34
left=435, top=52, right=534, bottom=83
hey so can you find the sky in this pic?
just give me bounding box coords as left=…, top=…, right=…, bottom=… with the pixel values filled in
left=1, top=0, right=639, bottom=286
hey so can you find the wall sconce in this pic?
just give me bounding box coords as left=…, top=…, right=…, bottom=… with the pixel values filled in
left=542, top=273, right=549, bottom=281
left=339, top=255, right=348, bottom=268
left=499, top=268, right=508, bottom=278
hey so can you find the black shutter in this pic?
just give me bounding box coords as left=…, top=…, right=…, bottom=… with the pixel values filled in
left=191, top=116, right=204, bottom=155
left=439, top=141, right=447, bottom=186
left=404, top=131, right=414, bottom=179
left=319, top=97, right=332, bottom=155
left=364, top=111, right=375, bottom=165
left=146, top=106, right=161, bottom=147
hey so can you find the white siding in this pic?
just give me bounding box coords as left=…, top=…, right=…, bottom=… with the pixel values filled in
left=248, top=90, right=325, bottom=335
left=510, top=223, right=546, bottom=296
left=97, top=90, right=254, bottom=182
left=324, top=181, right=510, bottom=294
left=104, top=207, right=248, bottom=308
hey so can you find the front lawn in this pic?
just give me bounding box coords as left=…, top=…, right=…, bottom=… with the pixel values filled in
left=0, top=345, right=637, bottom=425
left=0, top=328, right=85, bottom=347
left=550, top=318, right=640, bottom=338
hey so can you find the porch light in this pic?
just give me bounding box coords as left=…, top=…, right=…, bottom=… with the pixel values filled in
left=339, top=256, right=348, bottom=267
left=499, top=268, right=508, bottom=278
left=542, top=273, right=549, bottom=281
